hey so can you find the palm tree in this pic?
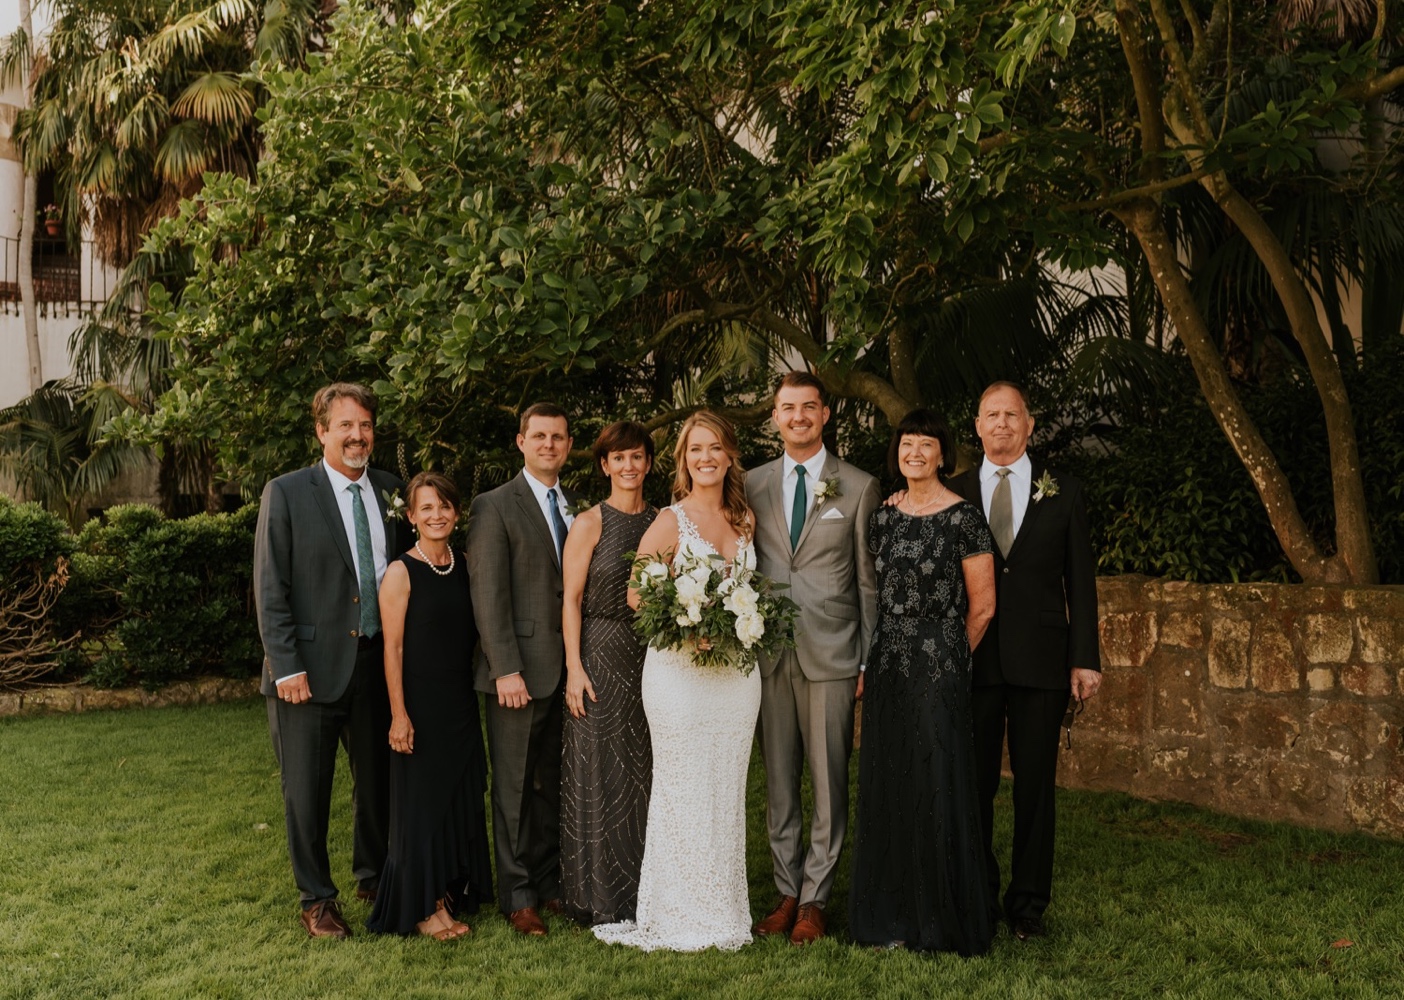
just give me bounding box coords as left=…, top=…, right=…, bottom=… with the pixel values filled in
left=0, top=0, right=323, bottom=517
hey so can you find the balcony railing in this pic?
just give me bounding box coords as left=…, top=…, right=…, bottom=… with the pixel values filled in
left=0, top=235, right=121, bottom=319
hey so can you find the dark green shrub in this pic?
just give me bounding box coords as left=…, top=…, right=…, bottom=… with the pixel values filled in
left=0, top=494, right=73, bottom=582
left=0, top=496, right=77, bottom=688
left=75, top=504, right=261, bottom=689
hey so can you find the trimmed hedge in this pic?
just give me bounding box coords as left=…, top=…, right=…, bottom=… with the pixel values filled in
left=4, top=500, right=261, bottom=690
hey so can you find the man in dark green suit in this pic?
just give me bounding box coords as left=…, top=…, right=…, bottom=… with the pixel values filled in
left=254, top=383, right=409, bottom=938
left=467, top=402, right=578, bottom=936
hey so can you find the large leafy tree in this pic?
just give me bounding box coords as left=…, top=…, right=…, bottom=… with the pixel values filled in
left=135, top=0, right=1400, bottom=583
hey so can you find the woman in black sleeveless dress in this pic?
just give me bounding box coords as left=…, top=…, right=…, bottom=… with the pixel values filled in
left=368, top=472, right=492, bottom=939
left=560, top=421, right=657, bottom=924
left=850, top=409, right=998, bottom=955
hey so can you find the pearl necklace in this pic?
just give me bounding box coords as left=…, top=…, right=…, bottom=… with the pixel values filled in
left=414, top=541, right=455, bottom=576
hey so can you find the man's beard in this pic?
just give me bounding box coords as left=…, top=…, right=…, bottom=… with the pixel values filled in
left=342, top=447, right=370, bottom=470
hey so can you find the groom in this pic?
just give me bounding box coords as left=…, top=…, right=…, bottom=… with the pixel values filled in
left=749, top=372, right=879, bottom=945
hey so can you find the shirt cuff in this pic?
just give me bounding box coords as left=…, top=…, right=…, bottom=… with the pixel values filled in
left=859, top=663, right=866, bottom=673
left=274, top=671, right=307, bottom=685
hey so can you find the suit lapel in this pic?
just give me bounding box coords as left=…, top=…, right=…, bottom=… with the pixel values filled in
left=310, top=463, right=357, bottom=577
left=513, top=471, right=562, bottom=565
left=793, top=453, right=837, bottom=553
left=1005, top=459, right=1046, bottom=561
left=760, top=462, right=790, bottom=549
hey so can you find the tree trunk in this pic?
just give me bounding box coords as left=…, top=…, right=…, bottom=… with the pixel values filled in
left=1118, top=200, right=1349, bottom=584
left=18, top=0, right=42, bottom=392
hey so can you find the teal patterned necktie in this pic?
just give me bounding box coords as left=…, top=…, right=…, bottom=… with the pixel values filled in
left=790, top=465, right=808, bottom=550
left=348, top=483, right=381, bottom=638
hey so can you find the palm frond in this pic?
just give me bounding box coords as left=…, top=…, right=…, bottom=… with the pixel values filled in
left=170, top=71, right=255, bottom=126
left=154, top=118, right=214, bottom=183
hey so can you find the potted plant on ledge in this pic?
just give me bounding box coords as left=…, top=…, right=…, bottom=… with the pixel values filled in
left=42, top=205, right=62, bottom=238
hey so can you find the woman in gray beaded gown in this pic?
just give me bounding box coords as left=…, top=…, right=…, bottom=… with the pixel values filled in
left=560, top=421, right=658, bottom=924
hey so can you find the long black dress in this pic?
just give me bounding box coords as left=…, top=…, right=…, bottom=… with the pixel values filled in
left=367, top=554, right=493, bottom=934
left=561, top=502, right=657, bottom=924
left=849, top=500, right=997, bottom=955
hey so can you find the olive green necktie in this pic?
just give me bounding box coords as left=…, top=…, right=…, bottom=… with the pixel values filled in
left=989, top=468, right=1014, bottom=557
left=348, top=483, right=380, bottom=638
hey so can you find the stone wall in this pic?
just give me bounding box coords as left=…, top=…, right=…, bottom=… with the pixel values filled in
left=1061, top=577, right=1404, bottom=838
left=0, top=677, right=260, bottom=718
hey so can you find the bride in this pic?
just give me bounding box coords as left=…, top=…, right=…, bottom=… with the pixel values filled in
left=593, top=411, right=762, bottom=952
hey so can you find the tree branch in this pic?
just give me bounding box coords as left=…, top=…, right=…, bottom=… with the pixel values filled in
left=1060, top=166, right=1211, bottom=212
left=1116, top=0, right=1167, bottom=178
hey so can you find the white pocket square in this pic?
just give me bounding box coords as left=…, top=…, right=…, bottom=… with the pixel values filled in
left=820, top=507, right=845, bottom=520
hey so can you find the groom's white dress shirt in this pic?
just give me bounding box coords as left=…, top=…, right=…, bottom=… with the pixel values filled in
left=781, top=446, right=829, bottom=534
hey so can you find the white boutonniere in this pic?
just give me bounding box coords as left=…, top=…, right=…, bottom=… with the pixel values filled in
left=381, top=488, right=406, bottom=522
left=1032, top=471, right=1059, bottom=503
left=565, top=497, right=593, bottom=517
left=812, top=477, right=842, bottom=507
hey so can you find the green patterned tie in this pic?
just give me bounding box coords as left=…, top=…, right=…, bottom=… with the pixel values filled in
left=348, top=483, right=380, bottom=638
left=790, top=465, right=808, bottom=551
left=990, top=468, right=1014, bottom=557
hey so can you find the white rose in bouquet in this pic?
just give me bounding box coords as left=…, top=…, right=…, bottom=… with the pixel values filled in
left=735, top=612, right=766, bottom=648
left=723, top=582, right=759, bottom=617
left=674, top=573, right=707, bottom=609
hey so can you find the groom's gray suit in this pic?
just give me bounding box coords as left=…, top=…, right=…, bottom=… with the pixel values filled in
left=749, top=450, right=878, bottom=907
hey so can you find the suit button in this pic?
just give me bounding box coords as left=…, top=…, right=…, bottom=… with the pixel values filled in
left=555, top=625, right=563, bottom=633
left=1002, top=568, right=1009, bottom=574
left=350, top=629, right=358, bottom=637
left=352, top=596, right=360, bottom=603
left=556, top=591, right=564, bottom=599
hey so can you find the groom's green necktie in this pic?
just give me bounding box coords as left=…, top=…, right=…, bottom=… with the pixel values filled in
left=348, top=482, right=381, bottom=638
left=790, top=464, right=808, bottom=551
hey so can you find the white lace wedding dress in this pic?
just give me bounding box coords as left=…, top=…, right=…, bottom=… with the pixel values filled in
left=593, top=505, right=763, bottom=952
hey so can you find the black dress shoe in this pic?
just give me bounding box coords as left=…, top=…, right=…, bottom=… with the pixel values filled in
left=355, top=887, right=377, bottom=903
left=1012, top=916, right=1045, bottom=941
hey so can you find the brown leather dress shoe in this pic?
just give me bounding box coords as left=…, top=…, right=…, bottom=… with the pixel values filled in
left=541, top=898, right=565, bottom=917
left=507, top=906, right=548, bottom=937
left=300, top=900, right=352, bottom=939
left=753, top=896, right=798, bottom=936
left=790, top=903, right=826, bottom=945
left=355, top=887, right=377, bottom=903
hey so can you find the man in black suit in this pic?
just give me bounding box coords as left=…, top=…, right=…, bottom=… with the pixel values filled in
left=467, top=403, right=577, bottom=936
left=254, top=382, right=409, bottom=938
left=948, top=381, right=1101, bottom=941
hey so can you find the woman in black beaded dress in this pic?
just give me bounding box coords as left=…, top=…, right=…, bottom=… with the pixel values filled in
left=560, top=421, right=658, bottom=924
left=368, top=472, right=492, bottom=939
left=849, top=409, right=998, bottom=955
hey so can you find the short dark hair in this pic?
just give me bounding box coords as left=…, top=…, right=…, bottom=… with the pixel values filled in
left=405, top=471, right=461, bottom=514
left=773, top=370, right=828, bottom=406
left=593, top=421, right=655, bottom=478
left=519, top=402, right=570, bottom=437
left=978, top=380, right=1031, bottom=414
left=312, top=383, right=377, bottom=429
left=887, top=408, right=957, bottom=478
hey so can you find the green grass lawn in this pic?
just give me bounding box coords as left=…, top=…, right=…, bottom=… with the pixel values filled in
left=1, top=700, right=1400, bottom=999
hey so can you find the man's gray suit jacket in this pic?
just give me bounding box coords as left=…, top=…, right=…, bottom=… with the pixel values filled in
left=749, top=454, right=880, bottom=681
left=467, top=471, right=579, bottom=699
left=254, top=463, right=407, bottom=703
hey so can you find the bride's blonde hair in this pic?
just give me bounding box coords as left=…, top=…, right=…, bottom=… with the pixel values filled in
left=672, top=410, right=750, bottom=539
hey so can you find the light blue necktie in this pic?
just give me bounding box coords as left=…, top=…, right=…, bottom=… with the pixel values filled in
left=790, top=465, right=808, bottom=551
left=546, top=488, right=569, bottom=562
left=348, top=483, right=380, bottom=638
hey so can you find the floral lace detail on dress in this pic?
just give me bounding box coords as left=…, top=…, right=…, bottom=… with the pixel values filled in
left=867, top=501, right=992, bottom=680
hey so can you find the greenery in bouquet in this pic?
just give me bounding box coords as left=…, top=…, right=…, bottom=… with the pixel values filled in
left=628, top=549, right=798, bottom=675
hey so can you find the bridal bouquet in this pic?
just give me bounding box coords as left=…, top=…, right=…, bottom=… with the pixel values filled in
left=629, top=549, right=798, bottom=674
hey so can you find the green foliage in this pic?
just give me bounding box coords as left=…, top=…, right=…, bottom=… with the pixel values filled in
left=74, top=504, right=262, bottom=689
left=0, top=495, right=74, bottom=583
left=0, top=499, right=261, bottom=689
left=1055, top=342, right=1404, bottom=584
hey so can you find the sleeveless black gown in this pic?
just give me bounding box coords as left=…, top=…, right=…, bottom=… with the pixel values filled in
left=368, top=553, right=493, bottom=934
left=849, top=500, right=997, bottom=955
left=561, top=502, right=657, bottom=924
